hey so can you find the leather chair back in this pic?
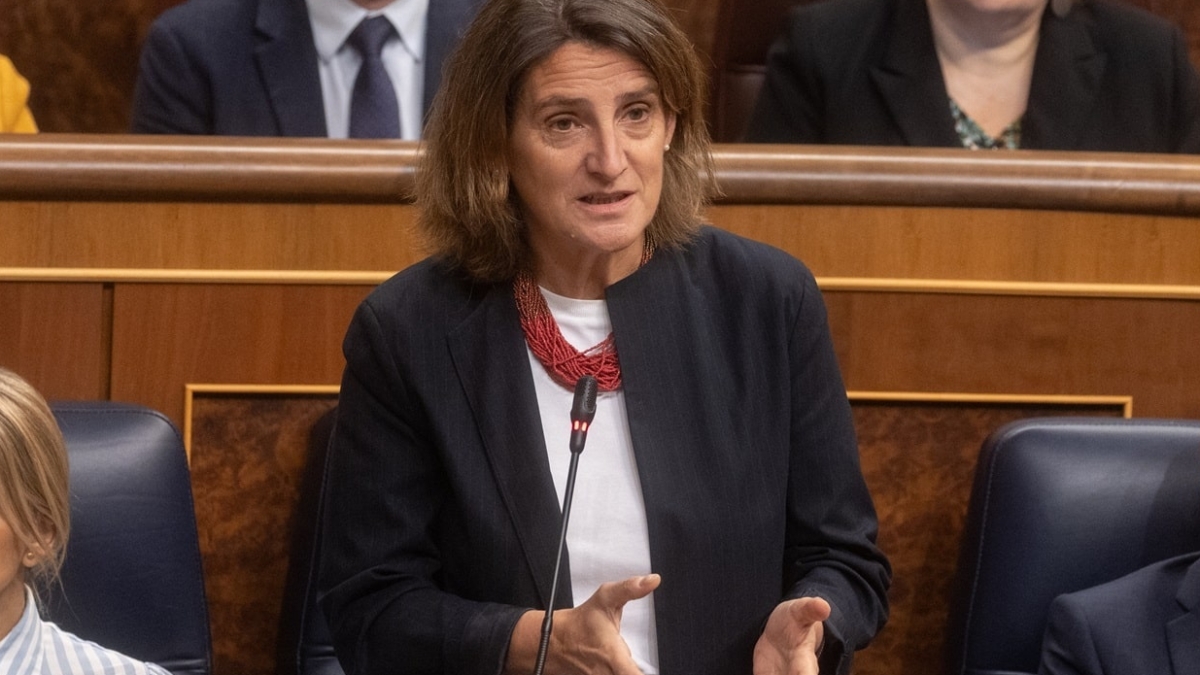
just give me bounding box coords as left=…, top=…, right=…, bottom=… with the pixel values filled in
left=46, top=402, right=212, bottom=675
left=944, top=417, right=1200, bottom=675
left=276, top=407, right=344, bottom=675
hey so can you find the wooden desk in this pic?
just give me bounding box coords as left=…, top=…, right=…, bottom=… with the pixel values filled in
left=3, top=136, right=1197, bottom=675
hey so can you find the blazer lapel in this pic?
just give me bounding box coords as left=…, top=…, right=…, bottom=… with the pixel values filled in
left=1167, top=557, right=1200, bottom=674
left=447, top=284, right=569, bottom=608
left=254, top=0, right=328, bottom=136
left=870, top=0, right=960, bottom=147
left=422, top=0, right=478, bottom=114
left=1023, top=7, right=1105, bottom=149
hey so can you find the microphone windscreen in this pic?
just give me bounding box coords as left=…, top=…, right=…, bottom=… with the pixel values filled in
left=571, top=375, right=599, bottom=423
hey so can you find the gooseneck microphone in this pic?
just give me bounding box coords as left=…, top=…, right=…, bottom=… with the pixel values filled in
left=533, top=374, right=599, bottom=675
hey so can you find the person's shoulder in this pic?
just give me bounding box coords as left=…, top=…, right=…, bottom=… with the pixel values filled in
left=149, top=0, right=259, bottom=34
left=785, top=0, right=898, bottom=38
left=1055, top=551, right=1200, bottom=613
left=40, top=620, right=171, bottom=675
left=1068, top=0, right=1186, bottom=44
left=685, top=226, right=815, bottom=288
left=359, top=257, right=496, bottom=324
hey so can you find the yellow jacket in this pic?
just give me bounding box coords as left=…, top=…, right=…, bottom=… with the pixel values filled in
left=0, top=55, right=37, bottom=133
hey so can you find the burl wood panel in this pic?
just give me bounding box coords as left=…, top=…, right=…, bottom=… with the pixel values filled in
left=189, top=394, right=337, bottom=675
left=850, top=401, right=1122, bottom=675
left=109, top=284, right=371, bottom=427
left=0, top=282, right=107, bottom=399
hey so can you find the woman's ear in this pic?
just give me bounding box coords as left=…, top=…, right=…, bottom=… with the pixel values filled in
left=22, top=533, right=53, bottom=568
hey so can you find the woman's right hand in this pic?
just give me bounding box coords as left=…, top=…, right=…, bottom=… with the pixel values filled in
left=505, top=574, right=661, bottom=675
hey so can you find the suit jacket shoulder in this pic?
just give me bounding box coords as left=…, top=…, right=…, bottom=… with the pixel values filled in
left=131, top=0, right=325, bottom=135
left=748, top=0, right=1200, bottom=152
left=1039, top=552, right=1200, bottom=675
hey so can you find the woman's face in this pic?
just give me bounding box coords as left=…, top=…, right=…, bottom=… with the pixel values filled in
left=0, top=511, right=30, bottom=635
left=507, top=41, right=676, bottom=267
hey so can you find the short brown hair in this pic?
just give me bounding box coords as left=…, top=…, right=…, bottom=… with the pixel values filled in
left=0, top=368, right=70, bottom=594
left=416, top=0, right=718, bottom=283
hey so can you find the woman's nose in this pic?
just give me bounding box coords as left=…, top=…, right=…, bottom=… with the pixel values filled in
left=584, top=125, right=628, bottom=179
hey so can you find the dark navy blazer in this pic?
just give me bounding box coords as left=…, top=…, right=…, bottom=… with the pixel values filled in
left=747, top=0, right=1200, bottom=152
left=130, top=0, right=478, bottom=135
left=318, top=227, right=891, bottom=675
left=1040, top=552, right=1200, bottom=675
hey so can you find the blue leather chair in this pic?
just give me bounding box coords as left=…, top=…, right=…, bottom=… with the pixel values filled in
left=944, top=417, right=1200, bottom=675
left=46, top=402, right=212, bottom=675
left=276, top=407, right=344, bottom=675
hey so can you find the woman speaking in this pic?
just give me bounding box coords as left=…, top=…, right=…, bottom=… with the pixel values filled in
left=318, top=0, right=891, bottom=673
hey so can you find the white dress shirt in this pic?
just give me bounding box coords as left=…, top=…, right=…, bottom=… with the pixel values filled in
left=305, top=0, right=429, bottom=139
left=0, top=587, right=171, bottom=675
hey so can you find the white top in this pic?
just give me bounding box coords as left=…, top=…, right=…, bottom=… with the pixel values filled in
left=527, top=286, right=659, bottom=674
left=305, top=0, right=429, bottom=139
left=0, top=587, right=171, bottom=675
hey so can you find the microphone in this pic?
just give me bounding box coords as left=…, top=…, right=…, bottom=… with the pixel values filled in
left=533, top=375, right=599, bottom=675
left=569, top=374, right=598, bottom=454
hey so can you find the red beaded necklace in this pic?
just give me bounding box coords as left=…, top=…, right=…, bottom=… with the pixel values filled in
left=514, top=243, right=653, bottom=393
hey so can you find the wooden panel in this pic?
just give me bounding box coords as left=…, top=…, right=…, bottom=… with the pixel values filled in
left=0, top=282, right=107, bottom=399
left=825, top=292, right=1200, bottom=419
left=110, top=284, right=370, bottom=426
left=710, top=204, right=1200, bottom=286
left=189, top=393, right=337, bottom=675
left=0, top=202, right=420, bottom=271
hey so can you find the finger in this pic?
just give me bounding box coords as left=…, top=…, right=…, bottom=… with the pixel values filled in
left=789, top=596, right=831, bottom=625
left=596, top=574, right=661, bottom=607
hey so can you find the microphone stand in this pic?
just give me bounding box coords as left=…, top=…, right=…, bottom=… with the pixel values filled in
left=533, top=374, right=597, bottom=675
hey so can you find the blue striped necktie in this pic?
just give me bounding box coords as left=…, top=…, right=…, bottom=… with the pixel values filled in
left=347, top=16, right=400, bottom=138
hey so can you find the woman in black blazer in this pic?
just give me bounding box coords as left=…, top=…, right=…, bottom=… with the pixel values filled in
left=317, top=0, right=891, bottom=674
left=747, top=0, right=1200, bottom=152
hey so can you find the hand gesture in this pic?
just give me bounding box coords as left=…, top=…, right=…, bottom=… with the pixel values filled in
left=507, top=574, right=660, bottom=675
left=752, top=597, right=831, bottom=675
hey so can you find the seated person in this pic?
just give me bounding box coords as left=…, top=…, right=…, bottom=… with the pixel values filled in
left=1038, top=550, right=1200, bottom=675
left=746, top=0, right=1200, bottom=152
left=0, top=368, right=170, bottom=674
left=0, top=55, right=37, bottom=133
left=130, top=0, right=480, bottom=138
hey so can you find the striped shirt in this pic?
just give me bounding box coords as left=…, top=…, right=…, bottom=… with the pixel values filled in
left=0, top=587, right=171, bottom=675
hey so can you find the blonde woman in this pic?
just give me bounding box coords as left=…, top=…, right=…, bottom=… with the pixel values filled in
left=748, top=0, right=1200, bottom=152
left=0, top=368, right=169, bottom=674
left=0, top=55, right=37, bottom=133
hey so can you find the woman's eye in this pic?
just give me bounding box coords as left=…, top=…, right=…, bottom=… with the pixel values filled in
left=627, top=106, right=651, bottom=122
left=549, top=117, right=576, bottom=131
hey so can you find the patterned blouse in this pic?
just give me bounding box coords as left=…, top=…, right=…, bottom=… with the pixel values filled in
left=950, top=99, right=1022, bottom=150
left=0, top=587, right=171, bottom=675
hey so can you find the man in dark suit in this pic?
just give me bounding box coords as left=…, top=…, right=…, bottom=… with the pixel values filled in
left=130, top=0, right=479, bottom=137
left=745, top=0, right=1200, bottom=152
left=1038, top=551, right=1200, bottom=675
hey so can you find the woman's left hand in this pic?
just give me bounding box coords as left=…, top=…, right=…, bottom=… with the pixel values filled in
left=752, top=596, right=831, bottom=675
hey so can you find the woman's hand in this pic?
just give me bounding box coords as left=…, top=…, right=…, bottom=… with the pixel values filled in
left=752, top=597, right=831, bottom=675
left=506, top=574, right=661, bottom=675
